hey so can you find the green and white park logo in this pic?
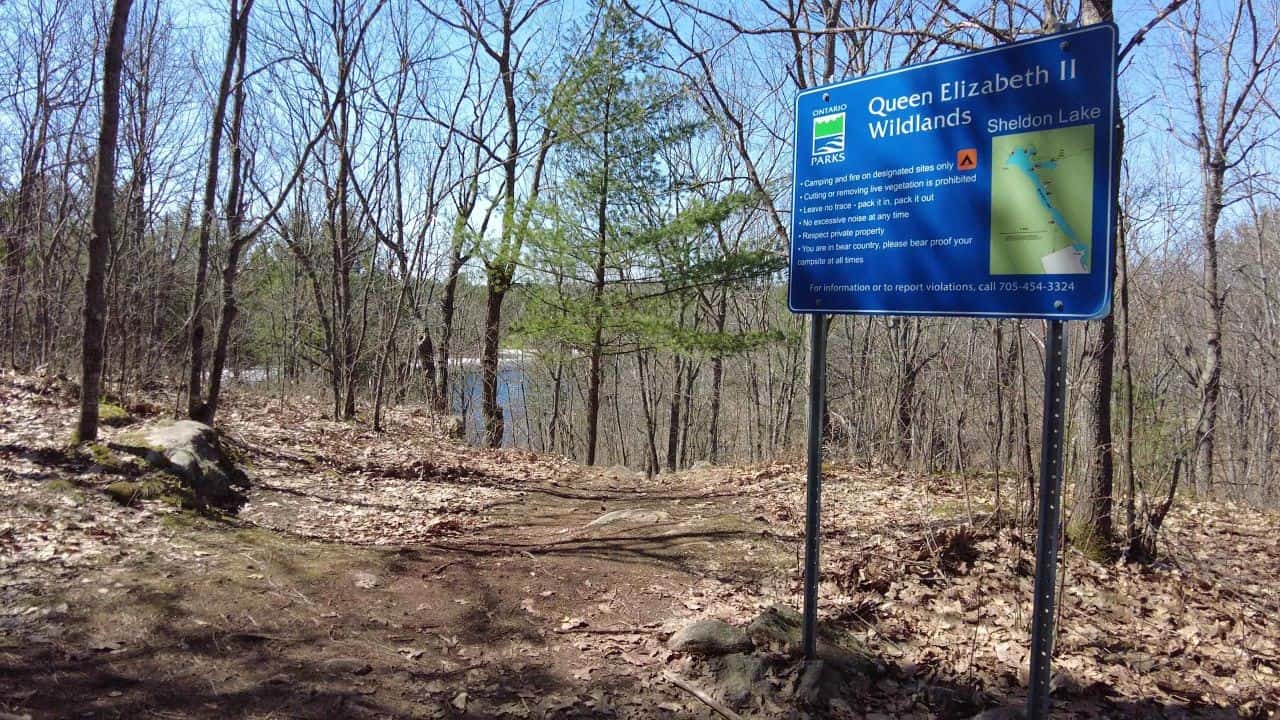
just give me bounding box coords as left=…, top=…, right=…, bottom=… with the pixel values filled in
left=812, top=112, right=845, bottom=156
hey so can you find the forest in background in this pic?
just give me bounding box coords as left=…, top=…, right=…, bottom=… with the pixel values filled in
left=2, top=0, right=1278, bottom=562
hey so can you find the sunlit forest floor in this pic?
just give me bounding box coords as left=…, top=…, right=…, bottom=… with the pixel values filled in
left=1, top=370, right=1277, bottom=719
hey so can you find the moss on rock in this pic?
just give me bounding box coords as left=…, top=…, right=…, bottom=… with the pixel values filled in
left=83, top=442, right=122, bottom=469
left=98, top=402, right=134, bottom=427
left=104, top=472, right=192, bottom=508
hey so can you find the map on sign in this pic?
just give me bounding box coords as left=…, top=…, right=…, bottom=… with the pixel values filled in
left=990, top=124, right=1095, bottom=275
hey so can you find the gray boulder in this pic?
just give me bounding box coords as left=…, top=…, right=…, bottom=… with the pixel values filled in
left=667, top=619, right=753, bottom=656
left=112, top=420, right=248, bottom=510
left=586, top=508, right=671, bottom=528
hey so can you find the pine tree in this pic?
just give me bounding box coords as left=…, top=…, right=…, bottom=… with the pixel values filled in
left=519, top=6, right=785, bottom=465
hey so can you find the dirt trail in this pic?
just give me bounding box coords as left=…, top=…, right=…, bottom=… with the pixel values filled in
left=2, top=375, right=1277, bottom=719
left=2, top=468, right=768, bottom=719
left=0, top=379, right=791, bottom=718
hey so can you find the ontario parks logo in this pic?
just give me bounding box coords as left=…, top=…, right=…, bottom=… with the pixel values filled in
left=811, top=111, right=845, bottom=165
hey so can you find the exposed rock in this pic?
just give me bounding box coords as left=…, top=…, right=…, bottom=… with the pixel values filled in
left=793, top=656, right=874, bottom=710
left=586, top=508, right=670, bottom=528
left=746, top=605, right=872, bottom=675
left=745, top=604, right=805, bottom=654
left=443, top=416, right=465, bottom=440
left=322, top=657, right=372, bottom=676
left=928, top=684, right=984, bottom=716
left=104, top=473, right=176, bottom=507
left=111, top=420, right=248, bottom=511
left=667, top=619, right=753, bottom=656
left=602, top=465, right=644, bottom=482
left=794, top=659, right=827, bottom=707
left=713, top=652, right=765, bottom=708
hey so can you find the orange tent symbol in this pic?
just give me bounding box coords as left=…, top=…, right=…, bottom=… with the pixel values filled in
left=957, top=148, right=978, bottom=170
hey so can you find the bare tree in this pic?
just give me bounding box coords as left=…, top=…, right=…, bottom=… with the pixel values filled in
left=186, top=0, right=251, bottom=423
left=1173, top=0, right=1280, bottom=492
left=76, top=0, right=134, bottom=441
left=425, top=0, right=561, bottom=446
left=1, top=0, right=98, bottom=369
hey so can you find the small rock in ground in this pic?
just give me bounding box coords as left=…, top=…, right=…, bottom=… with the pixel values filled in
left=747, top=605, right=872, bottom=675
left=713, top=652, right=765, bottom=708
left=602, top=465, right=644, bottom=482
left=323, top=657, right=372, bottom=676
left=795, top=660, right=827, bottom=707
left=667, top=619, right=752, bottom=656
left=928, top=684, right=983, bottom=716
left=746, top=605, right=804, bottom=654
left=792, top=656, right=870, bottom=709
left=443, top=416, right=465, bottom=440
left=586, top=508, right=670, bottom=528
left=352, top=571, right=380, bottom=590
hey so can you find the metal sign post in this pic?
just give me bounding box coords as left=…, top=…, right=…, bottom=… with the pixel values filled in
left=802, top=314, right=827, bottom=660
left=1028, top=319, right=1068, bottom=718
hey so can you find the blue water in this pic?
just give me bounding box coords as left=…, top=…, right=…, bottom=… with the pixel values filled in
left=455, top=367, right=526, bottom=447
left=1005, top=147, right=1089, bottom=269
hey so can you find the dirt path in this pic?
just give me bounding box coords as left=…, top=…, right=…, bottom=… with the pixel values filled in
left=0, top=380, right=792, bottom=718
left=2, top=464, right=763, bottom=719
left=2, top=375, right=1277, bottom=719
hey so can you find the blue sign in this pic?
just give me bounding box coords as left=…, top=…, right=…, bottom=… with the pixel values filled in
left=788, top=24, right=1118, bottom=319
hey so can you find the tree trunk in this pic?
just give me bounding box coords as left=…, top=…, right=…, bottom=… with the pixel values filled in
left=666, top=354, right=684, bottom=472
left=548, top=360, right=564, bottom=453
left=1194, top=166, right=1226, bottom=492
left=373, top=281, right=409, bottom=431
left=708, top=291, right=728, bottom=463
left=1117, top=206, right=1138, bottom=549
left=482, top=286, right=506, bottom=447
left=636, top=352, right=660, bottom=476
left=1016, top=322, right=1036, bottom=523
left=585, top=138, right=609, bottom=466
left=1072, top=307, right=1117, bottom=553
left=6, top=106, right=49, bottom=369
left=200, top=0, right=253, bottom=425
left=186, top=0, right=243, bottom=421
left=586, top=337, right=604, bottom=465
left=611, top=362, right=627, bottom=466
left=433, top=251, right=464, bottom=413
left=679, top=360, right=699, bottom=468
left=77, top=0, right=134, bottom=442
left=1068, top=0, right=1119, bottom=553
